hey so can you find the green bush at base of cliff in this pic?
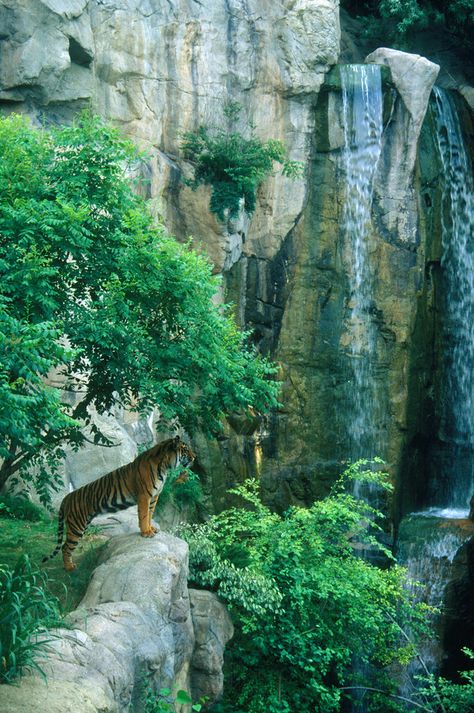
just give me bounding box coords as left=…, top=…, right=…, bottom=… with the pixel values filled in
left=0, top=555, right=61, bottom=684
left=0, top=508, right=107, bottom=614
left=180, top=463, right=434, bottom=713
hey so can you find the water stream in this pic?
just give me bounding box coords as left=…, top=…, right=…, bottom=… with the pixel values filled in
left=398, top=88, right=474, bottom=692
left=340, top=64, right=383, bottom=486
left=430, top=87, right=474, bottom=512
left=339, top=65, right=384, bottom=710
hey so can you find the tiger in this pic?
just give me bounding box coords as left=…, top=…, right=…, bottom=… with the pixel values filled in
left=42, top=435, right=195, bottom=571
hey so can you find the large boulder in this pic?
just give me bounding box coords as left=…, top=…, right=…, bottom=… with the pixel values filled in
left=0, top=529, right=232, bottom=713
left=189, top=589, right=234, bottom=703
left=365, top=47, right=440, bottom=244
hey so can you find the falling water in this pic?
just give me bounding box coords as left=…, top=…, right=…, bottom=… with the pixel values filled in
left=397, top=513, right=470, bottom=696
left=396, top=90, right=474, bottom=698
left=340, top=64, right=384, bottom=470
left=339, top=66, right=384, bottom=712
left=432, top=87, right=474, bottom=512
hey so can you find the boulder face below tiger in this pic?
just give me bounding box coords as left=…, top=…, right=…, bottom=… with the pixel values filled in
left=0, top=528, right=233, bottom=713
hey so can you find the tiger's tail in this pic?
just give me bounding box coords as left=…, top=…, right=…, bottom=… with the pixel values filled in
left=42, top=505, right=65, bottom=565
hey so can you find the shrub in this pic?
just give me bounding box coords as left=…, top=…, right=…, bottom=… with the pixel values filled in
left=415, top=649, right=474, bottom=713
left=144, top=686, right=205, bottom=712
left=181, top=121, right=303, bottom=221
left=0, top=555, right=61, bottom=683
left=155, top=466, right=204, bottom=513
left=0, top=495, right=47, bottom=522
left=179, top=464, right=430, bottom=713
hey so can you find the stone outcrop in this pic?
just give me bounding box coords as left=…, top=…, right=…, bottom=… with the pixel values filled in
left=0, top=528, right=233, bottom=713
left=366, top=48, right=440, bottom=244
left=189, top=589, right=234, bottom=704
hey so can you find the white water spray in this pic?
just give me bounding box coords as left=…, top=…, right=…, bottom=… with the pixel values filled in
left=433, top=87, right=474, bottom=511
left=340, top=64, right=384, bottom=467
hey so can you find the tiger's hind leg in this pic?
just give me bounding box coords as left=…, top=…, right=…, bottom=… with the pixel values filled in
left=62, top=519, right=86, bottom=571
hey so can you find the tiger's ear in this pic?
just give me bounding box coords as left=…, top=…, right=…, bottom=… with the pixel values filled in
left=173, top=435, right=180, bottom=445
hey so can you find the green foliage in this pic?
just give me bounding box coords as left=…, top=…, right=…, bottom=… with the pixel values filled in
left=342, top=0, right=474, bottom=53
left=0, top=555, right=61, bottom=684
left=0, top=495, right=47, bottom=522
left=0, top=509, right=106, bottom=614
left=181, top=117, right=303, bottom=220
left=144, top=686, right=205, bottom=712
left=416, top=650, right=474, bottom=712
left=179, top=464, right=429, bottom=713
left=155, top=466, right=204, bottom=513
left=0, top=112, right=280, bottom=502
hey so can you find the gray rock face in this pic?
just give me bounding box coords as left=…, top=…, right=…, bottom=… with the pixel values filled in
left=189, top=589, right=234, bottom=703
left=0, top=530, right=233, bottom=713
left=0, top=0, right=340, bottom=271
left=366, top=48, right=440, bottom=244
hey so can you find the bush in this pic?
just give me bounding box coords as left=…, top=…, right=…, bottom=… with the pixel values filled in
left=416, top=649, right=474, bottom=712
left=0, top=555, right=61, bottom=683
left=155, top=466, right=204, bottom=513
left=179, top=464, right=430, bottom=713
left=181, top=118, right=303, bottom=220
left=144, top=686, right=205, bottom=712
left=0, top=496, right=47, bottom=522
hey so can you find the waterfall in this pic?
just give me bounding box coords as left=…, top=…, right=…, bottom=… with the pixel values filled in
left=397, top=513, right=470, bottom=695
left=431, top=87, right=474, bottom=513
left=340, top=64, right=383, bottom=473
left=339, top=66, right=384, bottom=711
left=396, top=89, right=474, bottom=696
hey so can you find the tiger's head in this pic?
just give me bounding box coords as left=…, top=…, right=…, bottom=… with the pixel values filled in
left=173, top=435, right=195, bottom=469
left=148, top=435, right=195, bottom=472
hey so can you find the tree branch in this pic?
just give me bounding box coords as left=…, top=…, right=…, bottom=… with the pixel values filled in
left=340, top=686, right=433, bottom=712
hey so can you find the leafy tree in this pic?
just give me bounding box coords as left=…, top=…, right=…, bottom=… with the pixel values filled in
left=0, top=113, right=280, bottom=502
left=179, top=463, right=431, bottom=713
left=180, top=112, right=303, bottom=221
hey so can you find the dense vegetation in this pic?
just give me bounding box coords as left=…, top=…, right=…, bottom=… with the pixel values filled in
left=342, top=0, right=474, bottom=55
left=0, top=113, right=279, bottom=503
left=181, top=104, right=303, bottom=220
left=180, top=465, right=433, bottom=712
left=0, top=554, right=61, bottom=684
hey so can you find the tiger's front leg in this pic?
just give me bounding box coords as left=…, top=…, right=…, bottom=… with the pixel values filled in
left=137, top=493, right=156, bottom=537
left=148, top=495, right=159, bottom=534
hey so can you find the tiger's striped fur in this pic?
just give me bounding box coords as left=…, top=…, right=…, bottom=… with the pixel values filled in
left=42, top=436, right=195, bottom=571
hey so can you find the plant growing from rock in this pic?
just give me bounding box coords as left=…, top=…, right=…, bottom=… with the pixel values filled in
left=144, top=685, right=205, bottom=712
left=180, top=108, right=303, bottom=221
